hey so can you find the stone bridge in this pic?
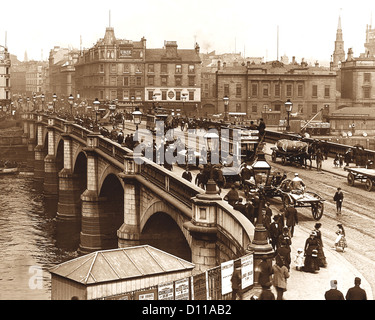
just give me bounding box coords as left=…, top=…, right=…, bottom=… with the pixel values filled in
left=22, top=112, right=254, bottom=272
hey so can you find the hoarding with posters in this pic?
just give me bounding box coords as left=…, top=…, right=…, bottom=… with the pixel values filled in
left=174, top=278, right=190, bottom=300
left=241, top=254, right=254, bottom=289
left=158, top=282, right=174, bottom=300
left=221, top=260, right=234, bottom=295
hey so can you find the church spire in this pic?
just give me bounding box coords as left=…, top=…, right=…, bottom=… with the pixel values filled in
left=332, top=14, right=345, bottom=68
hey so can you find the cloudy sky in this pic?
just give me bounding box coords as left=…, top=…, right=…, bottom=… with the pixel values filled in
left=1, top=0, right=375, bottom=65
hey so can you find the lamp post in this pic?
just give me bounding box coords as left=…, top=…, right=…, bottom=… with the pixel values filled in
left=68, top=94, right=74, bottom=119
left=203, top=130, right=220, bottom=194
left=32, top=94, right=36, bottom=111
left=223, top=95, right=229, bottom=122
left=93, top=98, right=100, bottom=132
left=131, top=95, right=135, bottom=113
left=152, top=94, right=157, bottom=114
left=52, top=93, right=57, bottom=114
left=26, top=97, right=30, bottom=112
left=132, top=106, right=143, bottom=141
left=41, top=94, right=45, bottom=112
left=284, top=99, right=293, bottom=132
left=247, top=150, right=274, bottom=291
left=182, top=94, right=187, bottom=118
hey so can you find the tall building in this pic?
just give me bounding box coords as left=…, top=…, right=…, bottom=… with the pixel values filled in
left=365, top=23, right=375, bottom=57
left=0, top=45, right=11, bottom=107
left=332, top=15, right=346, bottom=68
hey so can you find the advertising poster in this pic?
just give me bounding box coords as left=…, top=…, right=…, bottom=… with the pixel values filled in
left=135, top=288, right=157, bottom=300
left=241, top=254, right=254, bottom=289
left=174, top=278, right=190, bottom=300
left=221, top=260, right=234, bottom=295
left=158, top=282, right=174, bottom=300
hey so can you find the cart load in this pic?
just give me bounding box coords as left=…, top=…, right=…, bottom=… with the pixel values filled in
left=275, top=139, right=308, bottom=153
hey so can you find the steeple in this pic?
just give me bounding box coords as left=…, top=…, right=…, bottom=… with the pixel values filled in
left=332, top=14, right=345, bottom=68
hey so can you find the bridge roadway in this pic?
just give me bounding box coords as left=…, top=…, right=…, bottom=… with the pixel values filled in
left=118, top=122, right=375, bottom=300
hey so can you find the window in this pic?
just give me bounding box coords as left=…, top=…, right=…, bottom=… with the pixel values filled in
left=99, top=64, right=104, bottom=73
left=286, top=84, right=293, bottom=97
left=175, top=76, right=182, bottom=86
left=312, top=104, right=318, bottom=113
left=100, top=90, right=104, bottom=100
left=364, top=87, right=371, bottom=99
left=298, top=104, right=304, bottom=114
left=135, top=90, right=142, bottom=99
left=189, top=91, right=194, bottom=100
left=175, top=64, right=182, bottom=74
left=252, top=105, right=257, bottom=113
left=148, top=64, right=154, bottom=73
left=110, top=90, right=117, bottom=100
left=123, top=77, right=129, bottom=86
left=100, top=76, right=104, bottom=85
left=188, top=76, right=195, bottom=87
left=263, top=84, right=269, bottom=97
left=161, top=64, right=167, bottom=73
left=136, top=77, right=142, bottom=86
left=297, top=84, right=304, bottom=97
left=161, top=76, right=168, bottom=86
left=274, top=84, right=280, bottom=97
left=312, top=85, right=318, bottom=97
left=135, top=64, right=142, bottom=73
left=148, top=76, right=154, bottom=86
left=110, top=77, right=117, bottom=86
left=324, top=85, right=330, bottom=98
left=251, top=83, right=258, bottom=97
left=236, top=84, right=242, bottom=98
left=110, top=64, right=117, bottom=73
left=123, top=90, right=129, bottom=99
left=274, top=104, right=281, bottom=111
left=161, top=91, right=167, bottom=100
left=148, top=91, right=154, bottom=100
left=224, top=84, right=230, bottom=96
left=176, top=91, right=181, bottom=100
left=188, top=64, right=195, bottom=74
left=364, top=73, right=371, bottom=83
left=236, top=103, right=241, bottom=112
left=123, top=64, right=129, bottom=73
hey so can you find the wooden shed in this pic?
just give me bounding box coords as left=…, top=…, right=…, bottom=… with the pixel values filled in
left=49, top=245, right=195, bottom=300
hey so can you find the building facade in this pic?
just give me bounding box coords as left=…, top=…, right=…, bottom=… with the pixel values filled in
left=0, top=45, right=11, bottom=107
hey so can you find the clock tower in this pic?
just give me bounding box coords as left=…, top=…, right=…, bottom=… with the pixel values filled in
left=332, top=15, right=346, bottom=68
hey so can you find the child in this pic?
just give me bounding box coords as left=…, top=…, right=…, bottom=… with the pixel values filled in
left=294, top=248, right=304, bottom=271
left=334, top=224, right=347, bottom=252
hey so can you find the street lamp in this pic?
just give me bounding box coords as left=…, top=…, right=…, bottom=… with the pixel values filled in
left=52, top=93, right=57, bottom=114
left=223, top=95, right=229, bottom=121
left=152, top=94, right=157, bottom=114
left=32, top=94, right=36, bottom=111
left=131, top=95, right=135, bottom=113
left=203, top=130, right=220, bottom=194
left=132, top=106, right=143, bottom=141
left=182, top=94, right=187, bottom=117
left=26, top=97, right=30, bottom=112
left=93, top=98, right=100, bottom=132
left=284, top=99, right=293, bottom=132
left=68, top=94, right=74, bottom=119
left=247, top=150, right=274, bottom=290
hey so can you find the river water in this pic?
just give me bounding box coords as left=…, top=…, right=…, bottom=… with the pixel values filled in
left=0, top=174, right=79, bottom=300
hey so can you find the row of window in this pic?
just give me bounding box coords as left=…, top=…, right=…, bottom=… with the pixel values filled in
left=246, top=104, right=320, bottom=114
left=98, top=63, right=196, bottom=74
left=222, top=83, right=332, bottom=99
left=98, top=76, right=196, bottom=87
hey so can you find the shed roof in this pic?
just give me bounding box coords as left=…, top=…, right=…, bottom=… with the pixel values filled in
left=331, top=107, right=375, bottom=117
left=49, top=245, right=195, bottom=285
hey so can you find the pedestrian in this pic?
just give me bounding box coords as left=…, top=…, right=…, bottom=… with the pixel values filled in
left=195, top=169, right=205, bottom=189
left=284, top=205, right=298, bottom=237
left=334, top=223, right=347, bottom=252
left=324, top=280, right=345, bottom=300
left=333, top=187, right=344, bottom=215
left=316, top=148, right=324, bottom=172
left=224, top=185, right=239, bottom=207
left=345, top=277, right=367, bottom=300
left=182, top=166, right=192, bottom=182
left=272, top=255, right=290, bottom=300
left=278, top=226, right=292, bottom=248
left=230, top=262, right=242, bottom=300
left=294, top=248, right=304, bottom=271
left=277, top=239, right=291, bottom=271
left=258, top=258, right=273, bottom=287
left=339, top=154, right=344, bottom=168
left=258, top=282, right=275, bottom=300
left=262, top=205, right=272, bottom=239
left=258, top=118, right=266, bottom=138
left=269, top=216, right=281, bottom=250
left=314, top=223, right=327, bottom=268
left=245, top=199, right=255, bottom=225
left=303, top=231, right=320, bottom=273
left=233, top=198, right=247, bottom=216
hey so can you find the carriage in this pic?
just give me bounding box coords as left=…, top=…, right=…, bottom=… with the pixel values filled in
left=243, top=176, right=325, bottom=220
left=271, top=139, right=310, bottom=167
left=344, top=166, right=375, bottom=191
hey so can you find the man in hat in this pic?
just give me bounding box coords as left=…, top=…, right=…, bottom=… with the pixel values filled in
left=333, top=187, right=344, bottom=215
left=269, top=216, right=281, bottom=250
left=224, top=185, right=240, bottom=207
left=291, top=173, right=305, bottom=193
left=284, top=205, right=298, bottom=237
left=182, top=166, right=192, bottom=182
left=345, top=277, right=367, bottom=300
left=324, top=280, right=345, bottom=300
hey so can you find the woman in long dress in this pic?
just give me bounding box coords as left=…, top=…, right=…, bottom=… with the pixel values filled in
left=314, top=223, right=327, bottom=267
left=303, top=231, right=320, bottom=273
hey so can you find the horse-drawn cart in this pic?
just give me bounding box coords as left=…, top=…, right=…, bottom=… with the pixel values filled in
left=271, top=139, right=310, bottom=167
left=344, top=166, right=375, bottom=191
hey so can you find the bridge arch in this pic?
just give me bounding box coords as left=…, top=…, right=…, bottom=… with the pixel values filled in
left=140, top=201, right=192, bottom=262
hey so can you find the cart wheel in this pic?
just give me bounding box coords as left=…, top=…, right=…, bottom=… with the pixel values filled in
left=347, top=173, right=355, bottom=186
left=272, top=151, right=277, bottom=163
left=312, top=202, right=324, bottom=220
left=365, top=178, right=373, bottom=192
left=281, top=156, right=287, bottom=166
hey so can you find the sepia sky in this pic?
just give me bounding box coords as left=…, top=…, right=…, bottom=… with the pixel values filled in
left=1, top=0, right=375, bottom=65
